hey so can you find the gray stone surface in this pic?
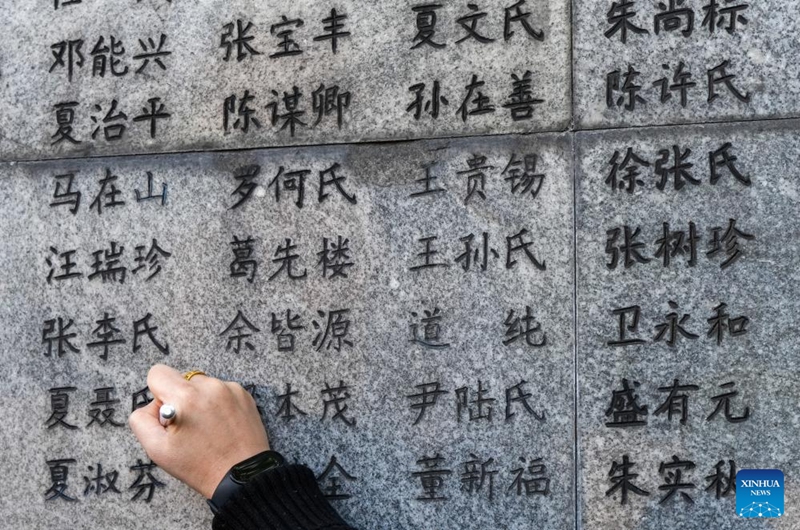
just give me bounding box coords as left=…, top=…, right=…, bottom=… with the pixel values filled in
left=6, top=2, right=800, bottom=528
left=0, top=0, right=571, bottom=161
left=0, top=132, right=574, bottom=529
left=576, top=119, right=800, bottom=529
left=573, top=0, right=800, bottom=129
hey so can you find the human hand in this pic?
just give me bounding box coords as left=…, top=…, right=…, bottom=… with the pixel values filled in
left=129, top=364, right=270, bottom=499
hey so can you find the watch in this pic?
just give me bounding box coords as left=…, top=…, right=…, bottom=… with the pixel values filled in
left=207, top=450, right=286, bottom=515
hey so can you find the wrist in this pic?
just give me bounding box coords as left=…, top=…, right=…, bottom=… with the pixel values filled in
left=201, top=443, right=270, bottom=498
left=206, top=450, right=286, bottom=515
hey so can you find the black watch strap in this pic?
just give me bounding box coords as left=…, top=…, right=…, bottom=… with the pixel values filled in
left=207, top=450, right=285, bottom=516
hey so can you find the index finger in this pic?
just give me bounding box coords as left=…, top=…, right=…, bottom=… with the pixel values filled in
left=128, top=400, right=168, bottom=463
left=147, top=364, right=192, bottom=404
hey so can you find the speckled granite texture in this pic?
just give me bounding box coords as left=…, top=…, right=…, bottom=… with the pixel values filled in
left=0, top=0, right=571, bottom=161
left=574, top=0, right=800, bottom=129
left=3, top=1, right=800, bottom=529
left=576, top=119, right=800, bottom=529
left=0, top=133, right=574, bottom=529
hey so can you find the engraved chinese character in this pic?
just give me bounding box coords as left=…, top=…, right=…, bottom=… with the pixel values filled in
left=133, top=97, right=171, bottom=138
left=409, top=307, right=451, bottom=349
left=132, top=313, right=169, bottom=355
left=129, top=460, right=165, bottom=502
left=607, top=455, right=650, bottom=504
left=321, top=381, right=355, bottom=426
left=43, top=317, right=79, bottom=357
left=411, top=4, right=446, bottom=49
left=312, top=309, right=353, bottom=352
left=230, top=236, right=258, bottom=282
left=412, top=454, right=452, bottom=501
left=50, top=173, right=81, bottom=214
left=407, top=382, right=448, bottom=425
left=277, top=383, right=308, bottom=420
left=87, top=387, right=123, bottom=427
left=46, top=387, right=78, bottom=430
left=407, top=81, right=449, bottom=120
left=658, top=456, right=696, bottom=504
left=87, top=313, right=125, bottom=361
left=270, top=16, right=304, bottom=58
left=46, top=247, right=82, bottom=283
left=317, top=456, right=357, bottom=500
left=133, top=34, right=172, bottom=73
left=270, top=310, right=304, bottom=352
left=45, top=459, right=77, bottom=502
left=314, top=9, right=351, bottom=53
left=51, top=102, right=82, bottom=145
left=220, top=310, right=261, bottom=353
left=221, top=20, right=261, bottom=61
left=605, top=379, right=648, bottom=427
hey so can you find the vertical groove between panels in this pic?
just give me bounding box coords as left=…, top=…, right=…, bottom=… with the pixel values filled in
left=569, top=1, right=580, bottom=529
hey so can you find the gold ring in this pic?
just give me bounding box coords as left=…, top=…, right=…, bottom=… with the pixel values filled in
left=183, top=370, right=207, bottom=381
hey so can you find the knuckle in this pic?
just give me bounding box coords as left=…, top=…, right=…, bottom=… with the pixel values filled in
left=227, top=381, right=246, bottom=395
left=128, top=409, right=141, bottom=428
left=210, top=378, right=228, bottom=392
left=242, top=388, right=256, bottom=404
left=174, top=385, right=196, bottom=404
left=232, top=383, right=255, bottom=403
left=203, top=378, right=230, bottom=399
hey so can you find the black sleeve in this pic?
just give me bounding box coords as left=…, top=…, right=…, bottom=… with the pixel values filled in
left=211, top=464, right=357, bottom=530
